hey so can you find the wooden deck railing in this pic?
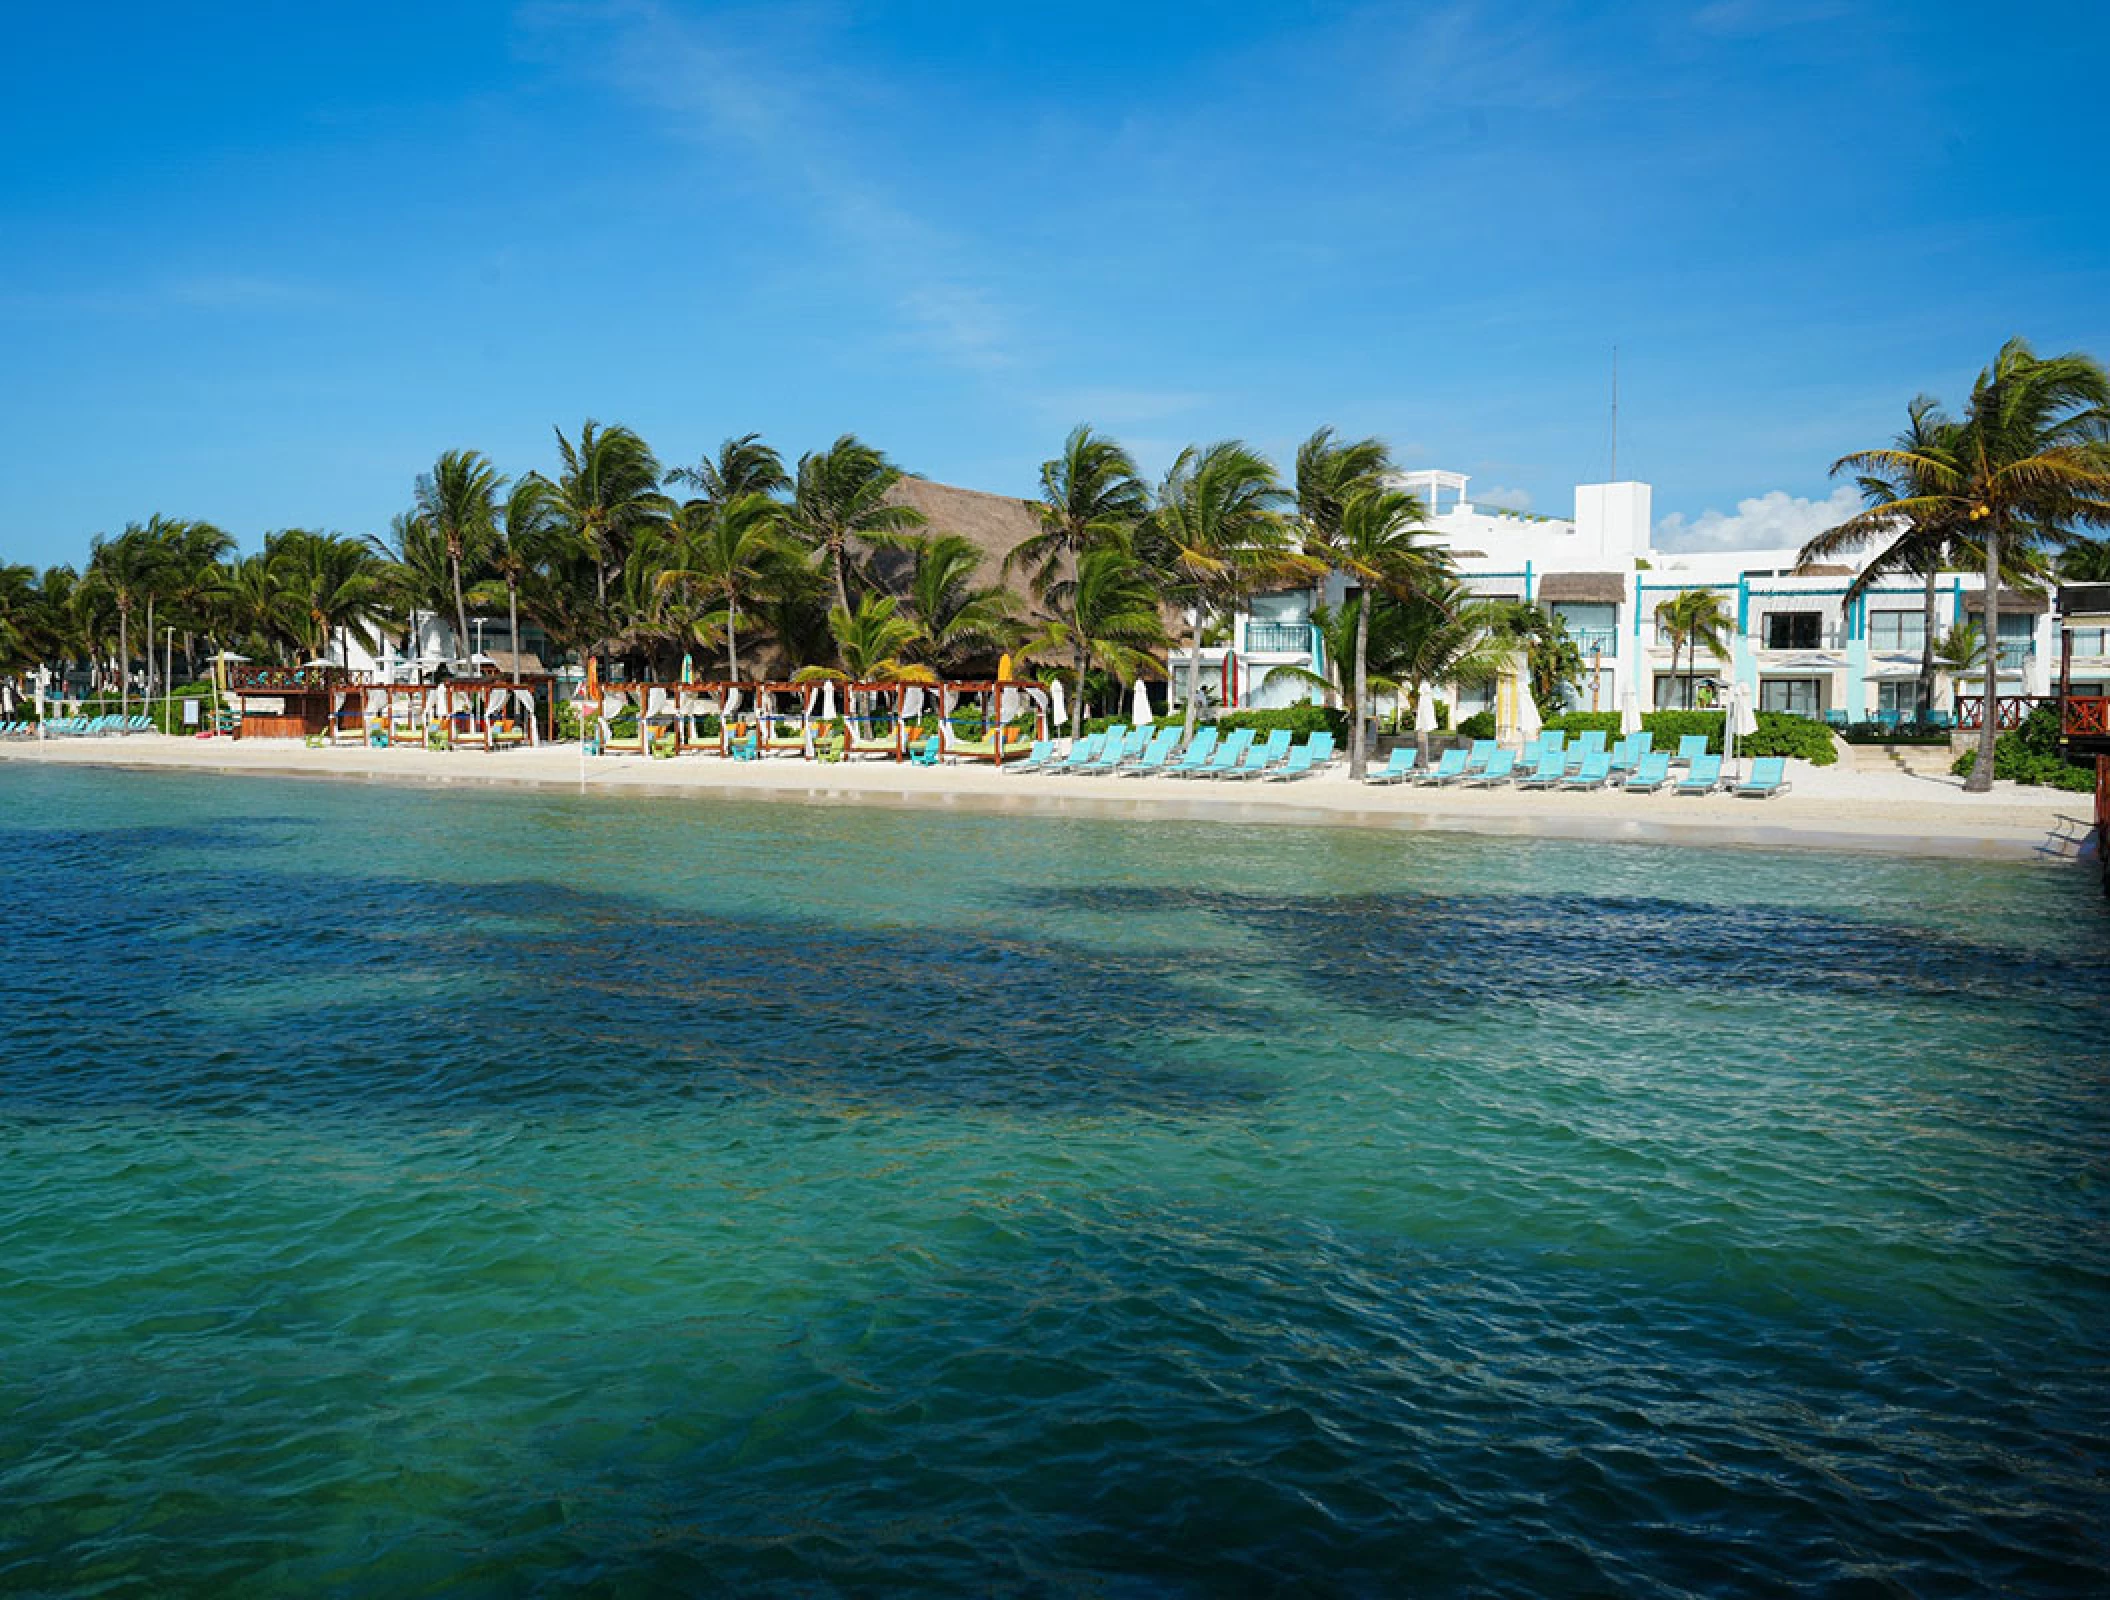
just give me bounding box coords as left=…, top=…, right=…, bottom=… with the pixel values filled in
left=1955, top=694, right=2053, bottom=731
left=2064, top=696, right=2110, bottom=738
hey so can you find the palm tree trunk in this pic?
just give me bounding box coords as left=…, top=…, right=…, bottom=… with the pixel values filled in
left=1183, top=611, right=1204, bottom=739
left=1917, top=563, right=1938, bottom=719
left=1965, top=530, right=2000, bottom=792
left=118, top=604, right=129, bottom=721
left=831, top=544, right=852, bottom=618
left=144, top=596, right=156, bottom=706
left=1350, top=596, right=1370, bottom=779
left=1070, top=582, right=1087, bottom=741
left=450, top=553, right=471, bottom=667
left=726, top=598, right=740, bottom=682
left=1071, top=648, right=1087, bottom=741
left=508, top=583, right=521, bottom=676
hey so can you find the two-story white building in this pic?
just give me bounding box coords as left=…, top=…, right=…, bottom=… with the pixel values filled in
left=1192, top=469, right=2069, bottom=726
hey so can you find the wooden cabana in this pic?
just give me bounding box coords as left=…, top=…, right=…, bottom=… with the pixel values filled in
left=935, top=679, right=1049, bottom=763
left=433, top=679, right=551, bottom=750
left=226, top=663, right=357, bottom=740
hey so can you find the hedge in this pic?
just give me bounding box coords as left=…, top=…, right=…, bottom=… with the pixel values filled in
left=1536, top=709, right=1837, bottom=766
left=1838, top=721, right=1952, bottom=746
left=1951, top=706, right=2096, bottom=792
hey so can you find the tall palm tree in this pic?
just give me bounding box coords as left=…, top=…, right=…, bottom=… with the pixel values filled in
left=784, top=435, right=927, bottom=618
left=412, top=450, right=505, bottom=656
left=1023, top=538, right=1169, bottom=706
left=656, top=492, right=789, bottom=681
left=217, top=552, right=300, bottom=663
left=158, top=520, right=235, bottom=680
left=1653, top=589, right=1735, bottom=710
left=666, top=432, right=791, bottom=509
left=1801, top=397, right=1963, bottom=719
left=85, top=522, right=165, bottom=715
left=480, top=478, right=562, bottom=669
left=1322, top=486, right=1443, bottom=777
left=1295, top=426, right=1393, bottom=550
left=1010, top=425, right=1149, bottom=736
left=1138, top=440, right=1311, bottom=737
left=900, top=533, right=1017, bottom=672
left=821, top=593, right=928, bottom=682
left=534, top=421, right=672, bottom=608
left=1837, top=338, right=2110, bottom=790
left=0, top=562, right=36, bottom=669
left=271, top=531, right=385, bottom=665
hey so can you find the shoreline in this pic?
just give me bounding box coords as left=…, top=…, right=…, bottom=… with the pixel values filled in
left=1, top=735, right=2086, bottom=863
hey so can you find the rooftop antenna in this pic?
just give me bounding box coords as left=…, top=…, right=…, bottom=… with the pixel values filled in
left=1610, top=344, right=1620, bottom=482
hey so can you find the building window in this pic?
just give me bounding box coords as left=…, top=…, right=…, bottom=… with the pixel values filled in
left=1764, top=612, right=1821, bottom=650
left=1760, top=677, right=1822, bottom=715
left=1244, top=591, right=1312, bottom=654
left=1654, top=673, right=1715, bottom=710
left=2066, top=627, right=2110, bottom=658
left=1995, top=612, right=2035, bottom=667
left=1876, top=681, right=1926, bottom=718
left=1868, top=610, right=1926, bottom=651
left=1552, top=601, right=1618, bottom=658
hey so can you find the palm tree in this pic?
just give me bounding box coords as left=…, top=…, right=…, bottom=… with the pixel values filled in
left=656, top=492, right=789, bottom=681
left=158, top=520, right=235, bottom=680
left=0, top=563, right=36, bottom=669
left=217, top=552, right=300, bottom=663
left=1295, top=426, right=1393, bottom=549
left=1932, top=620, right=1986, bottom=676
left=478, top=478, right=562, bottom=670
left=535, top=421, right=672, bottom=608
left=784, top=435, right=927, bottom=617
left=1836, top=338, right=2110, bottom=790
left=1320, top=486, right=1444, bottom=777
left=271, top=531, right=385, bottom=666
left=1024, top=539, right=1169, bottom=708
left=822, top=593, right=928, bottom=682
left=900, top=533, right=1017, bottom=672
left=85, top=523, right=165, bottom=715
left=1801, top=397, right=1963, bottom=719
left=1010, top=425, right=1149, bottom=736
left=1653, top=589, right=1735, bottom=710
left=1138, top=440, right=1311, bottom=737
left=2058, top=536, right=2110, bottom=582
left=412, top=450, right=505, bottom=657
left=667, top=432, right=791, bottom=509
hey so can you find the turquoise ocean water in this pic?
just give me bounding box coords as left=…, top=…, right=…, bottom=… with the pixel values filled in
left=2, top=763, right=2106, bottom=1595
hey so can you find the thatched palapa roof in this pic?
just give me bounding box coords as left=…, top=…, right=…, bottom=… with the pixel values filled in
left=1537, top=571, right=1629, bottom=605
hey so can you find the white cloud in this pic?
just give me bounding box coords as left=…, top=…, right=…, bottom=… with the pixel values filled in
left=1653, top=485, right=1860, bottom=553
left=1475, top=483, right=1532, bottom=512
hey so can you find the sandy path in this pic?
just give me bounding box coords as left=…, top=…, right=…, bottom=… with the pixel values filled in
left=2, top=734, right=2091, bottom=862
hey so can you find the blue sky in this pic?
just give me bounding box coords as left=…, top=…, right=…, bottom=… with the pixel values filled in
left=3, top=1, right=2105, bottom=568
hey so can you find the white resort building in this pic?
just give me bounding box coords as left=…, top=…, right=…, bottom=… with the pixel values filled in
left=1192, top=470, right=2102, bottom=726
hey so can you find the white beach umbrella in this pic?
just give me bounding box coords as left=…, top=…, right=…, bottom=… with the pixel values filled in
left=1725, top=681, right=1759, bottom=777
left=819, top=678, right=838, bottom=723
left=1050, top=677, right=1068, bottom=730
left=1516, top=674, right=1543, bottom=743
left=1131, top=677, right=1154, bottom=727
left=1415, top=684, right=1438, bottom=734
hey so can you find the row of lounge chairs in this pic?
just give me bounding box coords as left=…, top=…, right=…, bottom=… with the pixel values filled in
left=1004, top=725, right=1336, bottom=782
left=0, top=714, right=158, bottom=737
left=1365, top=732, right=1791, bottom=797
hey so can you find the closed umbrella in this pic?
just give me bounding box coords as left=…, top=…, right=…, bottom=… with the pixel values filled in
left=680, top=652, right=695, bottom=685
left=819, top=678, right=838, bottom=723
left=1725, top=681, right=1759, bottom=779
left=1414, top=684, right=1438, bottom=734
left=1516, top=672, right=1543, bottom=744
left=1051, top=677, right=1068, bottom=731
left=1131, top=677, right=1154, bottom=727
left=1620, top=687, right=1642, bottom=737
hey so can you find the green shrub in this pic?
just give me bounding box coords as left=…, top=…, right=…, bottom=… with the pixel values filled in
left=1541, top=708, right=1837, bottom=765
left=1839, top=721, right=1952, bottom=745
left=1951, top=706, right=2095, bottom=791
left=1456, top=710, right=1497, bottom=741
left=1213, top=703, right=1348, bottom=739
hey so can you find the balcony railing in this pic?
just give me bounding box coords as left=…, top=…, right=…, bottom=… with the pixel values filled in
left=1570, top=627, right=1618, bottom=657
left=1243, top=621, right=1312, bottom=654
left=226, top=663, right=358, bottom=692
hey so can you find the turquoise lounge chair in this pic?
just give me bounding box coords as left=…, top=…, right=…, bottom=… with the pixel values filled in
left=1263, top=731, right=1333, bottom=781
left=1365, top=748, right=1418, bottom=785
left=1417, top=748, right=1470, bottom=785
left=1607, top=734, right=1644, bottom=774
left=1566, top=730, right=1608, bottom=769
left=1004, top=738, right=1057, bottom=773
left=1623, top=752, right=1672, bottom=792
left=1116, top=729, right=1182, bottom=777
left=908, top=734, right=941, bottom=765
left=1464, top=749, right=1517, bottom=787
left=1673, top=734, right=1709, bottom=767
left=1047, top=734, right=1106, bottom=774
left=1734, top=757, right=1791, bottom=798
left=1074, top=728, right=1144, bottom=775
left=1161, top=728, right=1221, bottom=777
left=1675, top=753, right=1723, bottom=793
left=1218, top=728, right=1292, bottom=780
left=1561, top=752, right=1613, bottom=789
left=1514, top=753, right=1568, bottom=790
left=1179, top=727, right=1255, bottom=779
left=1463, top=738, right=1498, bottom=774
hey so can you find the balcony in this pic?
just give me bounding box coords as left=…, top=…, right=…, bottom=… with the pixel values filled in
left=1243, top=621, right=1312, bottom=654
left=1569, top=627, right=1618, bottom=657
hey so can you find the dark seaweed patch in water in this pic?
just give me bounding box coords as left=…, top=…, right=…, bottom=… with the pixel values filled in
left=1014, top=884, right=2105, bottom=1018
left=0, top=830, right=1271, bottom=1120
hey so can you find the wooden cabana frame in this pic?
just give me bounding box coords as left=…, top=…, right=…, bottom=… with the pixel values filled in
left=225, top=663, right=356, bottom=740
left=934, top=679, right=1050, bottom=763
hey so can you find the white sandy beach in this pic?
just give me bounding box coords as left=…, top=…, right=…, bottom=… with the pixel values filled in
left=3, top=732, right=2094, bottom=863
